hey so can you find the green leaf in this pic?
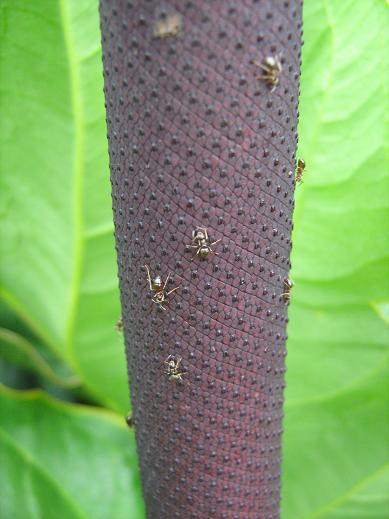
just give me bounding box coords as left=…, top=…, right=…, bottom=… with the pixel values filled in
left=315, top=465, right=389, bottom=519
left=283, top=0, right=389, bottom=518
left=0, top=0, right=128, bottom=411
left=0, top=327, right=80, bottom=388
left=0, top=385, right=145, bottom=519
left=283, top=362, right=389, bottom=519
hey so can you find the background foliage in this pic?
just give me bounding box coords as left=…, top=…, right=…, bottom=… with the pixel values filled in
left=0, top=0, right=388, bottom=518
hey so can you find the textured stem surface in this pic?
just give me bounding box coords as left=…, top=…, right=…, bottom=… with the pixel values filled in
left=100, top=1, right=302, bottom=517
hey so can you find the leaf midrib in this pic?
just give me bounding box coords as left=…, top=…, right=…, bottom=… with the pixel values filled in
left=58, top=0, right=84, bottom=367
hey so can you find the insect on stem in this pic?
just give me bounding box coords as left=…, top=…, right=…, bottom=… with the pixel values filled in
left=144, top=265, right=180, bottom=311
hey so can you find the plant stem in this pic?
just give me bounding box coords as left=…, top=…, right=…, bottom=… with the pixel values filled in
left=100, top=1, right=302, bottom=516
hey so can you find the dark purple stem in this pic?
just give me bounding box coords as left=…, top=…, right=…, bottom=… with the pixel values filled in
left=100, top=1, right=302, bottom=517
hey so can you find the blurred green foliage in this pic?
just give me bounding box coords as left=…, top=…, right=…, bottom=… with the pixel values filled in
left=0, top=0, right=388, bottom=518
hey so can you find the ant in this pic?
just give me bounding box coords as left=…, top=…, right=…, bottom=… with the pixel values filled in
left=125, top=414, right=135, bottom=428
left=165, top=355, right=185, bottom=383
left=281, top=278, right=293, bottom=304
left=187, top=227, right=221, bottom=258
left=251, top=55, right=282, bottom=92
left=144, top=265, right=179, bottom=311
left=295, top=159, right=306, bottom=184
left=115, top=317, right=123, bottom=333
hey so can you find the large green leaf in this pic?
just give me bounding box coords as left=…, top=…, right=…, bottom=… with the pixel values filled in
left=283, top=0, right=389, bottom=518
left=0, top=385, right=145, bottom=519
left=0, top=0, right=128, bottom=411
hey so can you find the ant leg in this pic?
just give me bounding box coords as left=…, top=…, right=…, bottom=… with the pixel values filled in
left=258, top=64, right=270, bottom=73
left=211, top=239, right=221, bottom=246
left=163, top=272, right=171, bottom=291
left=158, top=304, right=167, bottom=311
left=144, top=264, right=153, bottom=290
left=166, top=286, right=179, bottom=296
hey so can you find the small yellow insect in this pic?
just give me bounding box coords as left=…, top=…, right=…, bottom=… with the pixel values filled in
left=115, top=317, right=123, bottom=333
left=144, top=265, right=180, bottom=311
left=187, top=227, right=221, bottom=259
left=125, top=414, right=135, bottom=428
left=251, top=55, right=282, bottom=92
left=165, top=355, right=185, bottom=383
left=295, top=159, right=306, bottom=184
left=281, top=278, right=293, bottom=304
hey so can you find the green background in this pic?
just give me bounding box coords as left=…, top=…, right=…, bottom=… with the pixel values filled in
left=0, top=0, right=388, bottom=518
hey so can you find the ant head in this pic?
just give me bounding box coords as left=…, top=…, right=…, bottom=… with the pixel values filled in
left=193, top=228, right=206, bottom=240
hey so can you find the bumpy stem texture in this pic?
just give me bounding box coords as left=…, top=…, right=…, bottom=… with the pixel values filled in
left=100, top=1, right=302, bottom=517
